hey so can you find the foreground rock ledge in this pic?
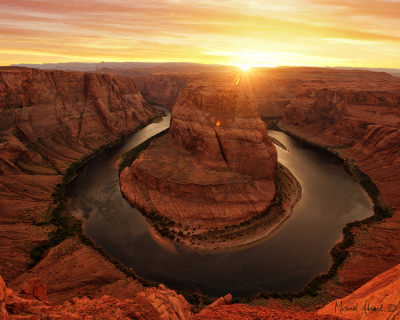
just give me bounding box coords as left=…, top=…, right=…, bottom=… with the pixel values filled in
left=120, top=73, right=278, bottom=242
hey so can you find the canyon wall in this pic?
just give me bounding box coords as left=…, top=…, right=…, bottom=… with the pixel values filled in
left=120, top=73, right=277, bottom=236
left=133, top=74, right=192, bottom=109
left=0, top=67, right=162, bottom=301
left=104, top=67, right=395, bottom=120
left=281, top=73, right=400, bottom=296
left=2, top=66, right=400, bottom=318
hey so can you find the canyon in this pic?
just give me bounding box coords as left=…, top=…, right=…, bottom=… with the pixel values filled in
left=0, top=67, right=162, bottom=302
left=119, top=67, right=400, bottom=297
left=1, top=65, right=400, bottom=319
left=120, top=72, right=280, bottom=247
left=280, top=71, right=400, bottom=297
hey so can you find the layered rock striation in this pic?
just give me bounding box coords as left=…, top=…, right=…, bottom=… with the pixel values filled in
left=0, top=67, right=162, bottom=299
left=1, top=274, right=192, bottom=320
left=120, top=73, right=277, bottom=239
left=281, top=74, right=400, bottom=296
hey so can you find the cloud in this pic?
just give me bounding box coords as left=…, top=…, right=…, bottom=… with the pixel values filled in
left=0, top=0, right=399, bottom=67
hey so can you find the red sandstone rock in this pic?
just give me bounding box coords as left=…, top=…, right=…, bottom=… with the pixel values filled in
left=280, top=73, right=400, bottom=297
left=1, top=273, right=191, bottom=320
left=120, top=73, right=277, bottom=234
left=0, top=67, right=161, bottom=300
left=0, top=276, right=8, bottom=320
left=192, top=303, right=345, bottom=320
left=134, top=284, right=191, bottom=320
left=20, top=278, right=48, bottom=302
left=134, top=74, right=192, bottom=110
left=106, top=67, right=398, bottom=119
left=319, top=264, right=400, bottom=320
left=9, top=238, right=144, bottom=304
left=2, top=65, right=400, bottom=319
left=199, top=293, right=232, bottom=315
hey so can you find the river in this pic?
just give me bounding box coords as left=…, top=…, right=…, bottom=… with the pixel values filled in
left=68, top=110, right=373, bottom=297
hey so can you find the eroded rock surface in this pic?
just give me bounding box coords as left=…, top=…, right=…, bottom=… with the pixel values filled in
left=120, top=73, right=277, bottom=236
left=319, top=263, right=400, bottom=320
left=1, top=274, right=191, bottom=320
left=193, top=303, right=344, bottom=320
left=281, top=73, right=400, bottom=296
left=0, top=67, right=161, bottom=299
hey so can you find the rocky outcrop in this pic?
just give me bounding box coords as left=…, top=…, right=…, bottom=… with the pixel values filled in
left=19, top=278, right=49, bottom=302
left=134, top=284, right=191, bottom=320
left=0, top=276, right=7, bottom=320
left=120, top=73, right=277, bottom=242
left=1, top=274, right=191, bottom=320
left=319, top=263, right=400, bottom=320
left=197, top=293, right=232, bottom=315
left=0, top=67, right=162, bottom=300
left=9, top=238, right=144, bottom=304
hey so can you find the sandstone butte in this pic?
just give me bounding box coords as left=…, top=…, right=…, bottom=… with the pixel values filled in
left=120, top=73, right=278, bottom=236
left=2, top=65, right=400, bottom=319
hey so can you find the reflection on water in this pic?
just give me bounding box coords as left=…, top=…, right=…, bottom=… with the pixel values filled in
left=69, top=115, right=373, bottom=297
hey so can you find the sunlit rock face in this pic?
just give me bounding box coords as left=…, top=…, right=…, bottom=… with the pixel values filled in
left=0, top=67, right=162, bottom=285
left=281, top=74, right=400, bottom=296
left=0, top=273, right=192, bottom=320
left=120, top=73, right=277, bottom=231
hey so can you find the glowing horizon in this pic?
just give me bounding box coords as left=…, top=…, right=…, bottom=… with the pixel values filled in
left=1, top=0, right=400, bottom=68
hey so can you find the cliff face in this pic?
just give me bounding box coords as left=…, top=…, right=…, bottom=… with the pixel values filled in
left=0, top=67, right=157, bottom=173
left=3, top=66, right=400, bottom=319
left=120, top=73, right=277, bottom=236
left=0, top=67, right=162, bottom=301
left=281, top=75, right=400, bottom=296
left=169, top=75, right=277, bottom=178
left=133, top=74, right=192, bottom=110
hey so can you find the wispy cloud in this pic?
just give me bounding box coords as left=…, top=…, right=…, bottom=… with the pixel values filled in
left=1, top=0, right=399, bottom=67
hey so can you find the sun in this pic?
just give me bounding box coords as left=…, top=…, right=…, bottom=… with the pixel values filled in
left=237, top=64, right=252, bottom=71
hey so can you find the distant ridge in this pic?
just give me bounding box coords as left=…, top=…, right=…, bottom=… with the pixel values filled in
left=331, top=66, right=400, bottom=77
left=11, top=61, right=232, bottom=73
left=12, top=62, right=400, bottom=77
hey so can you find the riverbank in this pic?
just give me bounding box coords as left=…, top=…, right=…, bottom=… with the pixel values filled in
left=29, top=111, right=165, bottom=267
left=272, top=121, right=394, bottom=300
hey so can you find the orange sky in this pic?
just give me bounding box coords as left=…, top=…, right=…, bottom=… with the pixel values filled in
left=1, top=0, right=400, bottom=68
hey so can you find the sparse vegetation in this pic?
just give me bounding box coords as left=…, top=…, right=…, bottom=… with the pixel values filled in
left=29, top=124, right=166, bottom=269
